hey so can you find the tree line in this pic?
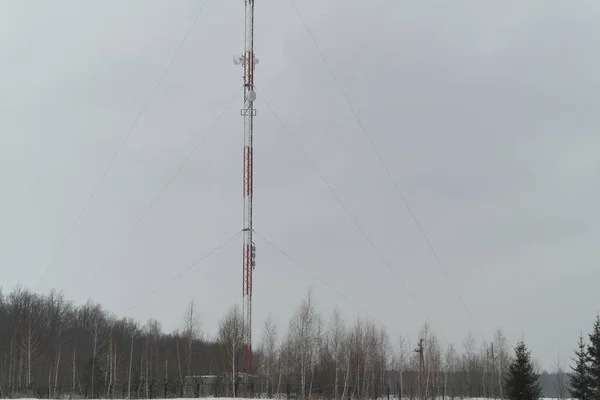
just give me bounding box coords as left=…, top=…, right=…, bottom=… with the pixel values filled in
left=0, top=285, right=573, bottom=399
left=0, top=286, right=216, bottom=399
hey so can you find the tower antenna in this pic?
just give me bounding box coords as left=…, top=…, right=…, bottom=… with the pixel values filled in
left=234, top=0, right=258, bottom=374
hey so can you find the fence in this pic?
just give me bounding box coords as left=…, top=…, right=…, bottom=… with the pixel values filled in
left=0, top=382, right=470, bottom=400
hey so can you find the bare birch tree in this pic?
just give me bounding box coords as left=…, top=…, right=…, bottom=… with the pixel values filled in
left=127, top=335, right=134, bottom=399
left=397, top=335, right=409, bottom=400
left=554, top=352, right=568, bottom=400
left=493, top=328, right=509, bottom=399
left=420, top=323, right=441, bottom=400
left=463, top=331, right=477, bottom=398
left=183, top=300, right=201, bottom=378
left=19, top=318, right=38, bottom=390
left=443, top=344, right=457, bottom=400
left=218, top=305, right=244, bottom=397
left=261, top=314, right=278, bottom=396
left=329, top=308, right=346, bottom=400
left=89, top=318, right=104, bottom=398
left=287, top=290, right=320, bottom=400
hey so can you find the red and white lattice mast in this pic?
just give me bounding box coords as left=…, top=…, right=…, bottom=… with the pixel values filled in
left=234, top=0, right=258, bottom=374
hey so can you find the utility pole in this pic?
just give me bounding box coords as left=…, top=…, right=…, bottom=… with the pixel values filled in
left=234, top=0, right=259, bottom=375
left=414, top=339, right=424, bottom=400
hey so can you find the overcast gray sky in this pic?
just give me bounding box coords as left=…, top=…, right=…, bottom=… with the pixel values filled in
left=2, top=0, right=600, bottom=370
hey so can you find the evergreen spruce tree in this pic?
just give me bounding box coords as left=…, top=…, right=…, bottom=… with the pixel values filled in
left=571, top=333, right=591, bottom=400
left=588, top=315, right=600, bottom=400
left=505, top=341, right=542, bottom=400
